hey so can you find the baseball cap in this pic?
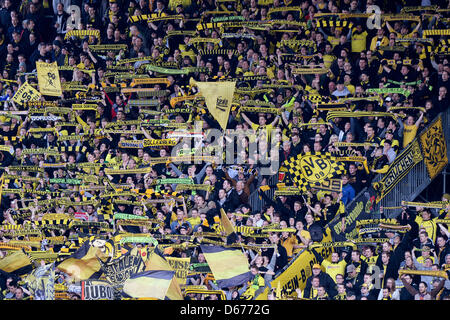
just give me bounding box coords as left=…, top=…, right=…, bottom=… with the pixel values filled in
left=180, top=223, right=190, bottom=230
left=312, top=264, right=321, bottom=269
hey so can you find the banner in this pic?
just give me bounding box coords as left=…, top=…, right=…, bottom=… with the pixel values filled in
left=419, top=116, right=448, bottom=180
left=284, top=152, right=346, bottom=193
left=100, top=251, right=145, bottom=288
left=328, top=190, right=374, bottom=240
left=165, top=257, right=190, bottom=285
left=373, top=140, right=423, bottom=203
left=398, top=269, right=448, bottom=279
left=170, top=94, right=200, bottom=107
left=81, top=280, right=115, bottom=300
left=255, top=228, right=332, bottom=299
left=12, top=81, right=42, bottom=105
left=36, top=61, right=62, bottom=96
left=118, top=139, right=177, bottom=149
left=190, top=78, right=236, bottom=130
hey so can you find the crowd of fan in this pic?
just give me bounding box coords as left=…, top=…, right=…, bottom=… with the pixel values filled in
left=0, top=0, right=448, bottom=300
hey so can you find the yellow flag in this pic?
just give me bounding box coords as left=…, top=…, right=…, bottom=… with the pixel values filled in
left=144, top=250, right=173, bottom=271
left=220, top=208, right=235, bottom=236
left=190, top=78, right=236, bottom=130
left=57, top=242, right=109, bottom=281
left=122, top=270, right=183, bottom=300
left=0, top=250, right=31, bottom=273
left=36, top=61, right=62, bottom=96
left=12, top=81, right=42, bottom=105
left=200, top=245, right=251, bottom=288
left=165, top=275, right=184, bottom=300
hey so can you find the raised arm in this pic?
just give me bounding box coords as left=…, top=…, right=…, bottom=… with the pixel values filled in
left=241, top=113, right=254, bottom=127
left=438, top=224, right=450, bottom=238
left=169, top=163, right=183, bottom=177
left=415, top=111, right=424, bottom=128
left=195, top=163, right=210, bottom=184
left=270, top=114, right=280, bottom=127
left=430, top=279, right=445, bottom=299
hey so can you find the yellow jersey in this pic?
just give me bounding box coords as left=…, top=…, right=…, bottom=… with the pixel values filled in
left=321, top=259, right=347, bottom=283
left=351, top=30, right=368, bottom=53
left=415, top=215, right=438, bottom=243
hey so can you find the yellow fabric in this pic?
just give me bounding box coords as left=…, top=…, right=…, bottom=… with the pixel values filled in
left=0, top=250, right=31, bottom=273
left=417, top=255, right=435, bottom=264
left=123, top=275, right=171, bottom=299
left=281, top=234, right=298, bottom=257
left=351, top=30, right=368, bottom=52
left=321, top=259, right=347, bottom=282
left=403, top=124, right=418, bottom=148
left=415, top=215, right=437, bottom=243
left=250, top=123, right=274, bottom=144
left=36, top=61, right=63, bottom=96
left=57, top=246, right=108, bottom=281
left=323, top=54, right=336, bottom=68
left=370, top=36, right=389, bottom=52
left=203, top=249, right=250, bottom=281
left=220, top=208, right=235, bottom=235
left=144, top=251, right=173, bottom=271
left=327, top=36, right=340, bottom=48
left=191, top=79, right=236, bottom=130
left=362, top=255, right=379, bottom=273
left=186, top=216, right=201, bottom=228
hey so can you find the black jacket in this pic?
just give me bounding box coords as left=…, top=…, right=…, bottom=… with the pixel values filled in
left=225, top=188, right=241, bottom=212
left=304, top=271, right=338, bottom=299
left=399, top=286, right=415, bottom=300
left=259, top=189, right=292, bottom=221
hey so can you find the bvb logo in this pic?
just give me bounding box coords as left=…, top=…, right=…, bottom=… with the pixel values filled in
left=300, top=154, right=331, bottom=182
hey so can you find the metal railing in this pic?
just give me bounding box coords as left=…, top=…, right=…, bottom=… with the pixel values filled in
left=444, top=107, right=450, bottom=161
left=372, top=108, right=450, bottom=218
left=248, top=173, right=278, bottom=213
left=254, top=108, right=450, bottom=299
